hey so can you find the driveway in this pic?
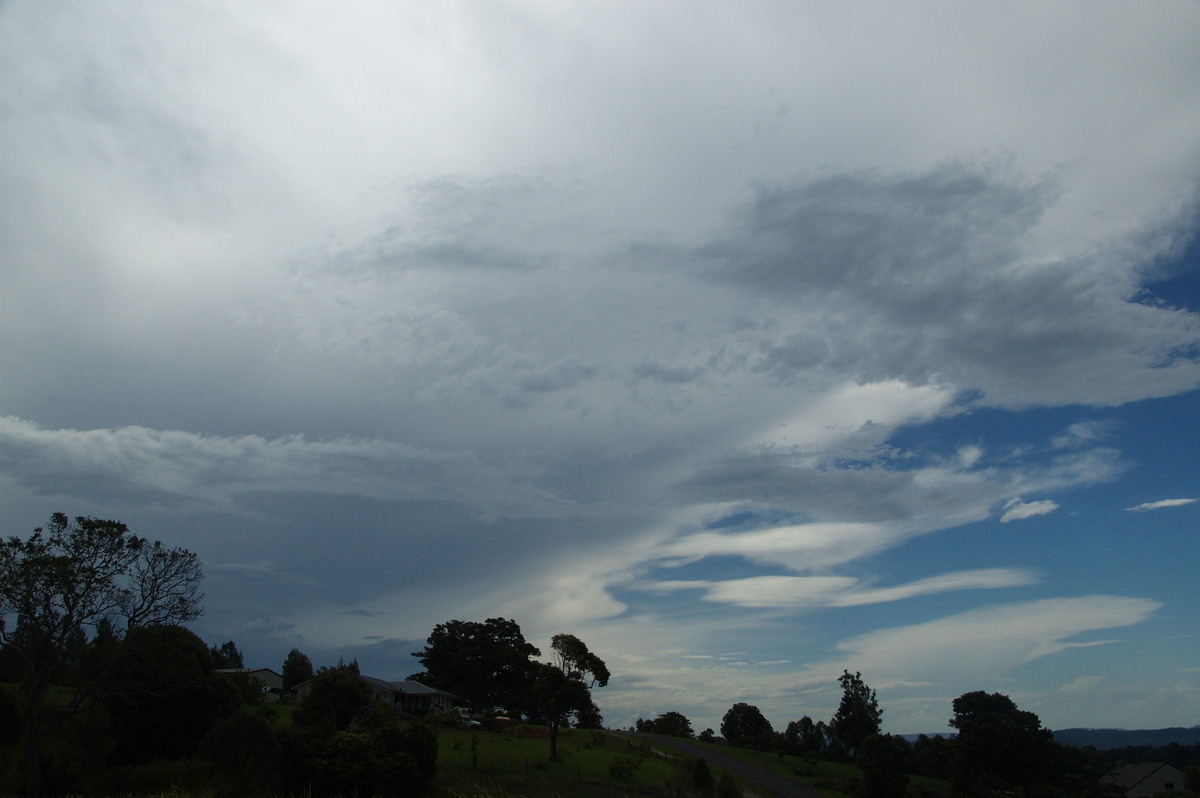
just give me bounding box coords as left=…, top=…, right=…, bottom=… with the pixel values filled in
left=619, top=732, right=825, bottom=798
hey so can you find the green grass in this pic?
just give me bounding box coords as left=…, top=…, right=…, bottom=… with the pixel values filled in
left=433, top=727, right=750, bottom=797
left=660, top=739, right=860, bottom=797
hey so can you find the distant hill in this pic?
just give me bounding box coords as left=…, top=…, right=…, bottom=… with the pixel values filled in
left=1051, top=727, right=1200, bottom=749
left=902, top=727, right=1200, bottom=749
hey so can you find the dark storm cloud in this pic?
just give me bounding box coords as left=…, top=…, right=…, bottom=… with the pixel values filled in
left=702, top=163, right=1048, bottom=299
left=691, top=163, right=1200, bottom=405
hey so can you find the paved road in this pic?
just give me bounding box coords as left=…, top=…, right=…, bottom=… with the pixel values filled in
left=618, top=732, right=823, bottom=798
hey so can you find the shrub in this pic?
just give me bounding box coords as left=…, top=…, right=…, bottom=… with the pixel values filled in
left=609, top=753, right=643, bottom=781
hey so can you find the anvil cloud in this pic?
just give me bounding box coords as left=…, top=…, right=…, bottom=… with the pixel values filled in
left=2, top=0, right=1199, bottom=734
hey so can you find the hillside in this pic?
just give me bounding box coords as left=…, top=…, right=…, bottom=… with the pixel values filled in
left=1051, top=727, right=1200, bottom=749
left=903, top=727, right=1200, bottom=750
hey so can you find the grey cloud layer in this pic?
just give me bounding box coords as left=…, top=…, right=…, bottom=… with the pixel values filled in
left=3, top=0, right=1199, bottom=734
left=0, top=416, right=574, bottom=520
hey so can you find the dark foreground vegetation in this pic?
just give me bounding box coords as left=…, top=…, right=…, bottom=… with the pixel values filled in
left=632, top=672, right=1177, bottom=798
left=3, top=513, right=1198, bottom=797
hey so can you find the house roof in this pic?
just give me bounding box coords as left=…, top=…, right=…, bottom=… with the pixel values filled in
left=289, top=673, right=460, bottom=701
left=215, top=667, right=282, bottom=678
left=357, top=675, right=460, bottom=699
left=390, top=679, right=459, bottom=698
left=1103, top=762, right=1184, bottom=790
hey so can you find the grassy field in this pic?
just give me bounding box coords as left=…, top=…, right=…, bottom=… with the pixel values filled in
left=433, top=727, right=719, bottom=797
left=0, top=687, right=943, bottom=797
left=431, top=729, right=951, bottom=798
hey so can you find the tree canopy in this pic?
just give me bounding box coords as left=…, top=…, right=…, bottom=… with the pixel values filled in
left=532, top=633, right=608, bottom=761
left=103, top=624, right=239, bottom=765
left=295, top=660, right=373, bottom=734
left=637, top=710, right=694, bottom=738
left=949, top=690, right=1056, bottom=796
left=282, top=647, right=314, bottom=691
left=411, top=617, right=540, bottom=712
left=721, top=702, right=773, bottom=747
left=829, top=670, right=882, bottom=753
left=0, top=513, right=204, bottom=798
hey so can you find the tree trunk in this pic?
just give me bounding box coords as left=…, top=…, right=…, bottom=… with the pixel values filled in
left=22, top=707, right=42, bottom=798
left=549, top=719, right=560, bottom=761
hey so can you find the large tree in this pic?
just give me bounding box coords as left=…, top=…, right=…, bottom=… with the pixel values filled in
left=637, top=710, right=694, bottom=738
left=829, top=670, right=882, bottom=754
left=532, top=633, right=609, bottom=761
left=282, top=647, right=314, bottom=692
left=295, top=660, right=375, bottom=733
left=411, top=617, right=540, bottom=711
left=949, top=690, right=1055, bottom=797
left=720, top=702, right=773, bottom=748
left=785, top=715, right=828, bottom=756
left=103, top=624, right=239, bottom=765
left=857, top=733, right=912, bottom=798
left=0, top=513, right=203, bottom=798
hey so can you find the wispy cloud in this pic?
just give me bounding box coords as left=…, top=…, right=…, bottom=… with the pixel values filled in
left=643, top=568, right=1039, bottom=609
left=1126, top=498, right=1197, bottom=512
left=830, top=595, right=1161, bottom=683
left=1000, top=497, right=1060, bottom=523
left=0, top=415, right=574, bottom=520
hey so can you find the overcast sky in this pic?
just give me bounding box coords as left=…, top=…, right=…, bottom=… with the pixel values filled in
left=3, top=0, right=1200, bottom=735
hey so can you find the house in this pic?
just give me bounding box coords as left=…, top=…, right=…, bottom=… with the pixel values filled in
left=215, top=667, right=284, bottom=702
left=1102, top=762, right=1187, bottom=797
left=358, top=675, right=460, bottom=716
left=293, top=674, right=459, bottom=717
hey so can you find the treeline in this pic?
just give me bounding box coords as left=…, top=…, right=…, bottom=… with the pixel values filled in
left=1100, top=740, right=1200, bottom=770
left=0, top=513, right=612, bottom=797
left=0, top=623, right=439, bottom=797
left=635, top=672, right=1138, bottom=797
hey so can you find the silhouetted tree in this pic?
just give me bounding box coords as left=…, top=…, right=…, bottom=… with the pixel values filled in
left=295, top=660, right=374, bottom=734
left=721, top=702, right=773, bottom=748
left=282, top=647, right=314, bottom=692
left=412, top=618, right=540, bottom=712
left=912, top=733, right=953, bottom=779
left=639, top=710, right=694, bottom=738
left=857, top=733, right=911, bottom=798
left=949, top=690, right=1055, bottom=797
left=532, top=633, right=609, bottom=761
left=829, top=670, right=882, bottom=754
left=209, top=639, right=244, bottom=669
left=0, top=513, right=203, bottom=798
left=103, top=624, right=240, bottom=765
left=785, top=715, right=827, bottom=756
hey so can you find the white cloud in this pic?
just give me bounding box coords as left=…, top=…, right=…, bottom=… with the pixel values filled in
left=644, top=569, right=1039, bottom=609
left=958, top=444, right=984, bottom=469
left=1000, top=498, right=1060, bottom=523
left=830, top=595, right=1161, bottom=685
left=1127, top=498, right=1197, bottom=512
left=1059, top=675, right=1105, bottom=693
left=747, top=380, right=955, bottom=453
left=658, top=522, right=899, bottom=572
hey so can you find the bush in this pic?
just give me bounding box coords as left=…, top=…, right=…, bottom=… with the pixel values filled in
left=199, top=711, right=283, bottom=796
left=609, top=753, right=643, bottom=781
left=692, top=757, right=714, bottom=792
left=716, top=769, right=741, bottom=798
left=282, top=713, right=438, bottom=797
left=92, top=757, right=221, bottom=797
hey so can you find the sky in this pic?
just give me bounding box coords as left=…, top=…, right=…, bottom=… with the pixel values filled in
left=2, top=0, right=1199, bottom=736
